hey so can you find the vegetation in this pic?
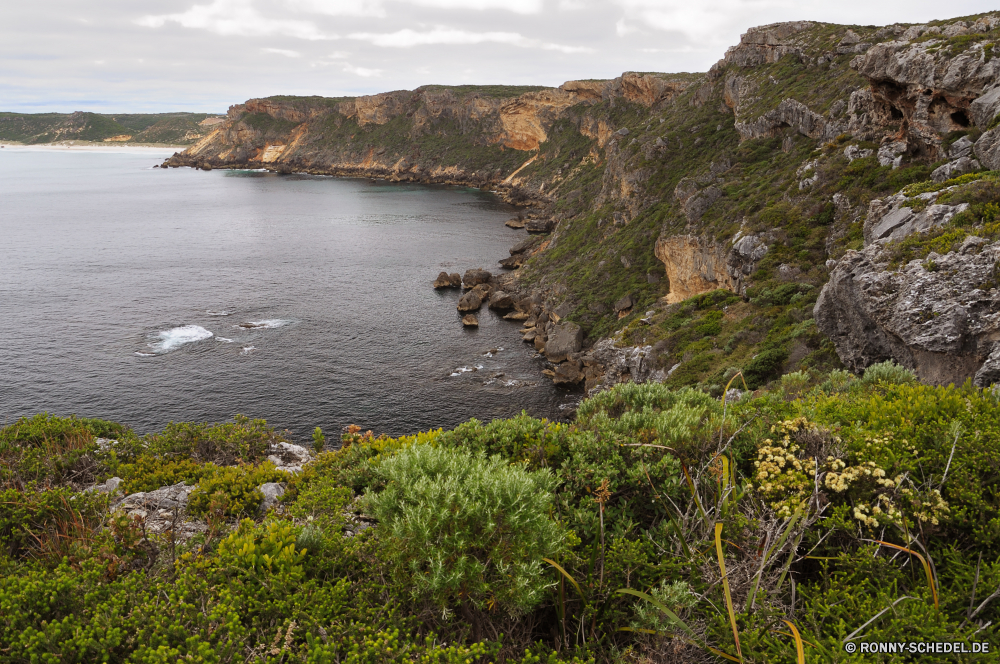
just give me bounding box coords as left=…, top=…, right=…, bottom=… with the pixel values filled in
left=4, top=371, right=1000, bottom=661
left=0, top=111, right=220, bottom=145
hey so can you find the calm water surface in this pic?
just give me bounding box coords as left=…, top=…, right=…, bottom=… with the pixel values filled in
left=0, top=148, right=572, bottom=439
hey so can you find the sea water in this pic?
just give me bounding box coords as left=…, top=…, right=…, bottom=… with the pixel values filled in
left=0, top=147, right=571, bottom=439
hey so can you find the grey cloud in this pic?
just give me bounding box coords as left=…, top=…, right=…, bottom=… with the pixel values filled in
left=1, top=0, right=997, bottom=112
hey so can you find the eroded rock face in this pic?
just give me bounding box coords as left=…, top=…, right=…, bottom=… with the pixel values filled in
left=815, top=239, right=1000, bottom=386
left=735, top=98, right=844, bottom=142
left=723, top=21, right=814, bottom=68
left=457, top=290, right=483, bottom=312
left=850, top=37, right=1000, bottom=153
left=655, top=235, right=737, bottom=303
left=653, top=231, right=771, bottom=304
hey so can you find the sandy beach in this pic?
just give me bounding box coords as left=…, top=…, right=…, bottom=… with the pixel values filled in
left=0, top=142, right=183, bottom=154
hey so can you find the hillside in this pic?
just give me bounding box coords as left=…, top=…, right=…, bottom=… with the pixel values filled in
left=0, top=111, right=225, bottom=146
left=166, top=11, right=1000, bottom=397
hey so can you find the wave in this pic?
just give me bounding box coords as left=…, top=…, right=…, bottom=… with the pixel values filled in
left=236, top=319, right=293, bottom=330
left=206, top=310, right=232, bottom=316
left=147, top=325, right=213, bottom=353
left=215, top=337, right=234, bottom=343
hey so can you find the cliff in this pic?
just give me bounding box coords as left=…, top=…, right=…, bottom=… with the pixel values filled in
left=169, top=11, right=1000, bottom=392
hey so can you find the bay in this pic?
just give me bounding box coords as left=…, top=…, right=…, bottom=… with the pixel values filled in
left=0, top=147, right=572, bottom=439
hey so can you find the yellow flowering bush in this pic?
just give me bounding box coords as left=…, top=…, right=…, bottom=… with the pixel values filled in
left=753, top=418, right=820, bottom=518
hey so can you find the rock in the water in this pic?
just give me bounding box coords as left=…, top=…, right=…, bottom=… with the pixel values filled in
left=433, top=271, right=462, bottom=288
left=614, top=294, right=634, bottom=312
left=815, top=239, right=1000, bottom=386
left=267, top=442, right=312, bottom=473
left=931, top=157, right=981, bottom=183
left=457, top=290, right=483, bottom=312
left=504, top=310, right=530, bottom=321
left=489, top=291, right=515, bottom=310
left=505, top=217, right=526, bottom=229
left=259, top=482, right=286, bottom=512
left=462, top=268, right=492, bottom=288
left=462, top=314, right=479, bottom=327
left=499, top=255, right=525, bottom=269
left=544, top=321, right=583, bottom=363
left=552, top=361, right=584, bottom=385
left=974, top=128, right=1000, bottom=171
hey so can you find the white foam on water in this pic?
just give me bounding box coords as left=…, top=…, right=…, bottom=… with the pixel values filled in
left=450, top=366, right=474, bottom=377
left=236, top=319, right=293, bottom=330
left=134, top=351, right=156, bottom=357
left=148, top=325, right=213, bottom=353
left=206, top=310, right=232, bottom=316
left=241, top=345, right=256, bottom=354
left=215, top=337, right=234, bottom=343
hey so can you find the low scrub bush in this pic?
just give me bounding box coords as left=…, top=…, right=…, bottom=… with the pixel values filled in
left=142, top=414, right=287, bottom=465
left=187, top=462, right=290, bottom=518
left=365, top=444, right=564, bottom=617
left=861, top=359, right=917, bottom=385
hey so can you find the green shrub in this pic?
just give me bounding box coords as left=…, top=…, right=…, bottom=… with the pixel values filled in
left=861, top=360, right=917, bottom=385
left=365, top=444, right=564, bottom=616
left=187, top=462, right=291, bottom=518
left=0, top=485, right=106, bottom=560
left=142, top=414, right=287, bottom=465
left=118, top=455, right=217, bottom=494
left=743, top=346, right=789, bottom=388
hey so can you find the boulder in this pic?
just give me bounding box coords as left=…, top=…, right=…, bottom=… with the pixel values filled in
left=499, top=255, right=525, bottom=269
left=488, top=291, right=515, bottom=310
left=877, top=141, right=907, bottom=169
left=614, top=294, right=634, bottom=312
left=863, top=192, right=968, bottom=245
left=505, top=217, right=526, bottom=229
left=931, top=157, right=981, bottom=183
left=544, top=321, right=583, bottom=363
left=504, top=310, right=530, bottom=321
left=525, top=218, right=555, bottom=233
left=462, top=268, right=492, bottom=288
left=267, top=442, right=312, bottom=473
left=814, top=239, right=1000, bottom=386
left=949, top=136, right=975, bottom=159
left=457, top=290, right=483, bottom=312
left=433, top=272, right=462, bottom=288
left=86, top=476, right=123, bottom=495
left=974, top=128, right=1000, bottom=171
left=533, top=335, right=546, bottom=352
left=844, top=144, right=873, bottom=163
left=510, top=236, right=542, bottom=255
left=114, top=482, right=208, bottom=539
left=552, top=361, right=584, bottom=385
left=259, top=482, right=286, bottom=512
left=462, top=314, right=479, bottom=327
left=970, top=86, right=1000, bottom=129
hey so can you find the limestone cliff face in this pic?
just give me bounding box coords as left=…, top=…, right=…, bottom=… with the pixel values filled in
left=654, top=236, right=735, bottom=304
left=170, top=71, right=694, bottom=202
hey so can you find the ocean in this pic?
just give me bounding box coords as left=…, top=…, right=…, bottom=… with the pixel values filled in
left=0, top=147, right=573, bottom=440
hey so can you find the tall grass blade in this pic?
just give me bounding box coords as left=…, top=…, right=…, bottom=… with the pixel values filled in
left=715, top=523, right=743, bottom=662
left=615, top=588, right=697, bottom=640
left=746, top=509, right=801, bottom=611
left=683, top=463, right=711, bottom=529
left=871, top=540, right=938, bottom=610
left=781, top=619, right=806, bottom=664
left=544, top=558, right=584, bottom=601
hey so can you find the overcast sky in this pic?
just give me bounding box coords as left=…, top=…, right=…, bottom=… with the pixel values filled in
left=2, top=1, right=996, bottom=113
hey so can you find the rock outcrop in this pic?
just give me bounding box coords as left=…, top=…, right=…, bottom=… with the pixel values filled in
left=863, top=193, right=969, bottom=245
left=815, top=238, right=1000, bottom=386
left=433, top=272, right=462, bottom=288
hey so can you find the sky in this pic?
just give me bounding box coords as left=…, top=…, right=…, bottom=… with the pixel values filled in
left=2, top=0, right=997, bottom=113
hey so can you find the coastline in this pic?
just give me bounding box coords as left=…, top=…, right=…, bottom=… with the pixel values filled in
left=0, top=141, right=186, bottom=153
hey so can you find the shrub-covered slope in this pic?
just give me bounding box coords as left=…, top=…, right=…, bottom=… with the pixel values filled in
left=166, top=12, right=1000, bottom=393
left=0, top=111, right=224, bottom=145
left=4, top=369, right=1000, bottom=661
